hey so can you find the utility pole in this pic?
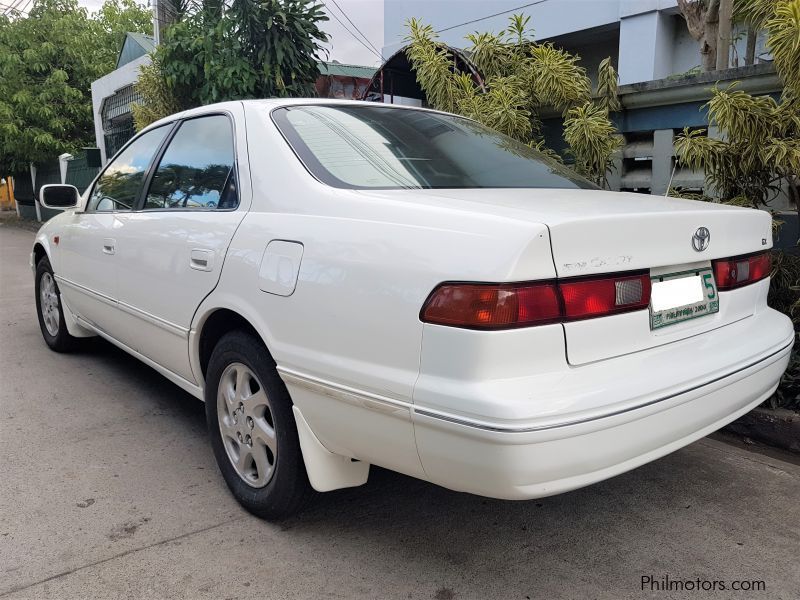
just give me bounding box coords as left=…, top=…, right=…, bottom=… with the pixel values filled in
left=151, top=0, right=176, bottom=45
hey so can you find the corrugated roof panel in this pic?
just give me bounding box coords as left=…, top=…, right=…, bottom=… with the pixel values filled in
left=318, top=62, right=377, bottom=79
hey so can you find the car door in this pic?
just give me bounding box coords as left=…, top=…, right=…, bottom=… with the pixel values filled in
left=57, top=125, right=173, bottom=336
left=112, top=109, right=249, bottom=383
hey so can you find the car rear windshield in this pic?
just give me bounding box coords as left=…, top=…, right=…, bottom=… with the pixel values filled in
left=271, top=105, right=597, bottom=190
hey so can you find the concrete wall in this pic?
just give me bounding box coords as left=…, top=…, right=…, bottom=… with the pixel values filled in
left=618, top=9, right=675, bottom=84
left=669, top=18, right=772, bottom=76
left=670, top=15, right=701, bottom=74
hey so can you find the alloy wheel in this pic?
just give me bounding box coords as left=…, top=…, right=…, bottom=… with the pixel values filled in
left=216, top=362, right=277, bottom=488
left=39, top=272, right=60, bottom=337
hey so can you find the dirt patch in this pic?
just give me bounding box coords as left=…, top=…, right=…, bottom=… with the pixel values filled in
left=0, top=212, right=40, bottom=233
left=108, top=517, right=151, bottom=541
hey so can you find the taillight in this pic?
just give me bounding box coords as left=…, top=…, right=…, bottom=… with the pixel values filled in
left=420, top=282, right=561, bottom=330
left=560, top=272, right=651, bottom=321
left=713, top=251, right=771, bottom=291
left=420, top=271, right=651, bottom=330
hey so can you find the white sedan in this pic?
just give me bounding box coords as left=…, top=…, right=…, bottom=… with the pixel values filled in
left=33, top=100, right=793, bottom=519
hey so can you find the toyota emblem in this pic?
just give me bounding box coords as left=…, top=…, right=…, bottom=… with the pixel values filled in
left=692, top=227, right=710, bottom=252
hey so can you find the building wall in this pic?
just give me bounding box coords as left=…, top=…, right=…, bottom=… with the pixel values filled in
left=670, top=15, right=701, bottom=74
left=382, top=0, right=743, bottom=86
left=557, top=34, right=621, bottom=86
left=669, top=18, right=771, bottom=76
left=384, top=1, right=772, bottom=84
left=383, top=0, right=625, bottom=57
left=90, top=54, right=151, bottom=164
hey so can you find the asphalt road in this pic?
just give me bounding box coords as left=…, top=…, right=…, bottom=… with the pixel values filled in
left=1, top=222, right=799, bottom=600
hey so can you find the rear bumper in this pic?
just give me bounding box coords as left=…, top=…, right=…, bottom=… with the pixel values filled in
left=412, top=309, right=793, bottom=500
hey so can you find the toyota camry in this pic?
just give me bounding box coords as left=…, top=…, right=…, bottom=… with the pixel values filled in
left=32, top=100, right=794, bottom=519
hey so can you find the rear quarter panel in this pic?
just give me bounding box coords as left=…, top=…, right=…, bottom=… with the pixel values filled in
left=219, top=208, right=552, bottom=389
left=194, top=103, right=557, bottom=474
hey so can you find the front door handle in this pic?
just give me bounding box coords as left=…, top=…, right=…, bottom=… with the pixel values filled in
left=102, top=238, right=115, bottom=255
left=190, top=248, right=214, bottom=272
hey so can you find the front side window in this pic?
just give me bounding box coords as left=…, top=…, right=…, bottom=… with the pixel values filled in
left=88, top=125, right=170, bottom=211
left=271, top=105, right=596, bottom=190
left=144, top=115, right=237, bottom=210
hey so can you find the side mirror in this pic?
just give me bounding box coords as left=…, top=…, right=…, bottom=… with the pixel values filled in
left=40, top=184, right=80, bottom=209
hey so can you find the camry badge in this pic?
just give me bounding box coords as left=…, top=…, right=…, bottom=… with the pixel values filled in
left=692, top=227, right=710, bottom=252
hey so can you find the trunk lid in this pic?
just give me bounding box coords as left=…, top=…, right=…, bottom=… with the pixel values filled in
left=390, top=188, right=772, bottom=277
left=368, top=188, right=774, bottom=364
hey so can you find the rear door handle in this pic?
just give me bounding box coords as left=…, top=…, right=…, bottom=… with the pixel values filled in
left=102, top=238, right=115, bottom=255
left=190, top=248, right=215, bottom=272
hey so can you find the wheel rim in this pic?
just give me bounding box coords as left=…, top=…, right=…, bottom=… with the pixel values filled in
left=217, top=363, right=277, bottom=488
left=39, top=272, right=60, bottom=337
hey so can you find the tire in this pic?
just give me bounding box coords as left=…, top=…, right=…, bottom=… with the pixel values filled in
left=205, top=330, right=312, bottom=520
left=35, top=256, right=76, bottom=352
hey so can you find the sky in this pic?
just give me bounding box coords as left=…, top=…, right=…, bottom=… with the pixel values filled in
left=77, top=0, right=385, bottom=67
left=320, top=0, right=384, bottom=66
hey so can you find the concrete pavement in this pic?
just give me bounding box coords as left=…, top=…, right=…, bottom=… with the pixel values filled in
left=1, top=222, right=799, bottom=600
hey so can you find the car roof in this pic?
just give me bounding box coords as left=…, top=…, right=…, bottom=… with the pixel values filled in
left=142, top=98, right=450, bottom=134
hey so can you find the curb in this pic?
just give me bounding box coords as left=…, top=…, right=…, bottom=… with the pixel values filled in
left=725, top=407, right=800, bottom=454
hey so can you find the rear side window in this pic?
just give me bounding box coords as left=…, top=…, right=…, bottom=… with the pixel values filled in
left=271, top=105, right=596, bottom=190
left=88, top=125, right=170, bottom=212
left=144, top=115, right=237, bottom=210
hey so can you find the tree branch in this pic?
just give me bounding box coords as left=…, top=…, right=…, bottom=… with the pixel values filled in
left=677, top=0, right=707, bottom=40
left=705, top=0, right=721, bottom=24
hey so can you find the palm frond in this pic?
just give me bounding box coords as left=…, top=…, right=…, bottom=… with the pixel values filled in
left=563, top=102, right=622, bottom=186
left=596, top=57, right=621, bottom=112
left=734, top=0, right=778, bottom=29
left=527, top=43, right=591, bottom=112
left=404, top=18, right=461, bottom=113
left=766, top=0, right=800, bottom=97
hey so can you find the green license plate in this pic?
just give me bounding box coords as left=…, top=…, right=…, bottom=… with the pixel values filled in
left=649, top=267, right=719, bottom=330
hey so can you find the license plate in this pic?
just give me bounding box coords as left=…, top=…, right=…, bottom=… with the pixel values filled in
left=649, top=268, right=719, bottom=330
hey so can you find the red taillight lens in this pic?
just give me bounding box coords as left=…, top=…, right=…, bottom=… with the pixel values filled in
left=420, top=282, right=561, bottom=330
left=750, top=251, right=772, bottom=281
left=713, top=251, right=771, bottom=291
left=421, top=271, right=651, bottom=329
left=560, top=272, right=651, bottom=321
